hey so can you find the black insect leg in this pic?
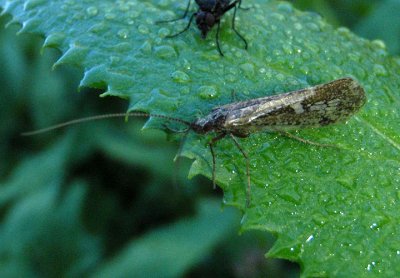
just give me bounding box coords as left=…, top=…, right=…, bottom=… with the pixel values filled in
left=166, top=13, right=196, bottom=38
left=215, top=20, right=224, bottom=56
left=231, top=1, right=248, bottom=49
left=276, top=130, right=340, bottom=149
left=237, top=0, right=250, bottom=10
left=156, top=0, right=192, bottom=24
left=208, top=133, right=227, bottom=189
left=229, top=133, right=251, bottom=207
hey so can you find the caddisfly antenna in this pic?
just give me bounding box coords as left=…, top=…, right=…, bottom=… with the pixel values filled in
left=21, top=112, right=192, bottom=136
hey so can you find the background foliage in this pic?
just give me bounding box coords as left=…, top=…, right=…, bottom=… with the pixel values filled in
left=0, top=0, right=399, bottom=277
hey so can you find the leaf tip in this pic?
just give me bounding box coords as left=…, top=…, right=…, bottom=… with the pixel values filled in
left=54, top=45, right=89, bottom=68
left=17, top=18, right=41, bottom=34
left=43, top=33, right=66, bottom=49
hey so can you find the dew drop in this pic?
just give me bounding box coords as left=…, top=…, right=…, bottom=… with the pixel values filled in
left=89, top=23, right=106, bottom=33
left=86, top=6, right=98, bottom=17
left=306, top=235, right=314, bottom=243
left=154, top=37, right=162, bottom=44
left=117, top=28, right=129, bottom=39
left=276, top=74, right=285, bottom=82
left=114, top=42, right=132, bottom=52
left=126, top=19, right=135, bottom=25
left=270, top=13, right=285, bottom=22
left=158, top=27, right=170, bottom=38
left=138, top=24, right=150, bottom=34
left=182, top=59, right=191, bottom=70
left=366, top=261, right=376, bottom=272
left=240, top=63, right=255, bottom=78
left=154, top=45, right=177, bottom=59
left=231, top=47, right=243, bottom=58
left=306, top=22, right=320, bottom=32
left=128, top=10, right=140, bottom=19
left=198, top=86, right=218, bottom=99
left=312, top=214, right=326, bottom=226
left=337, top=27, right=351, bottom=36
left=371, top=39, right=386, bottom=50
left=105, top=12, right=116, bottom=20
left=294, top=22, right=303, bottom=31
left=282, top=45, right=293, bottom=55
left=171, top=71, right=190, bottom=83
left=277, top=2, right=293, bottom=13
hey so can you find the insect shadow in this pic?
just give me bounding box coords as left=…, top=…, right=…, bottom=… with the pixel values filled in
left=157, top=0, right=248, bottom=56
left=22, top=78, right=366, bottom=207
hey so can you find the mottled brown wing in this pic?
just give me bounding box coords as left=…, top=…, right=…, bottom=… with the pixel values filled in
left=223, top=77, right=366, bottom=131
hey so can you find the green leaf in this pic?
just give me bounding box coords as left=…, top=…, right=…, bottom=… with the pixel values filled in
left=354, top=0, right=400, bottom=55
left=0, top=182, right=101, bottom=277
left=92, top=199, right=238, bottom=278
left=1, top=0, right=399, bottom=276
left=0, top=133, right=74, bottom=206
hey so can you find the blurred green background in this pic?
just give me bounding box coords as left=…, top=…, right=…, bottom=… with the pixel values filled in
left=0, top=1, right=398, bottom=277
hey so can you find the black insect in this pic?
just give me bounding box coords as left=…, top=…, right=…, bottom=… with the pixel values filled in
left=22, top=78, right=366, bottom=207
left=157, top=0, right=248, bottom=56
